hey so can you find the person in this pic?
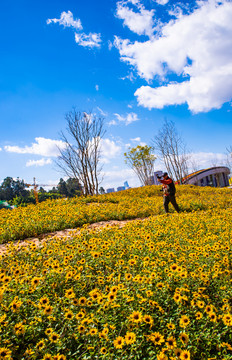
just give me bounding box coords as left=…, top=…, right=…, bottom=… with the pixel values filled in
left=157, top=172, right=180, bottom=214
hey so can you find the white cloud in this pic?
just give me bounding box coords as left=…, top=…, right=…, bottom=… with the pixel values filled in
left=115, top=0, right=232, bottom=113
left=130, top=137, right=147, bottom=146
left=4, top=137, right=66, bottom=157
left=47, top=11, right=82, bottom=30
left=188, top=152, right=228, bottom=170
left=108, top=119, right=118, bottom=126
left=26, top=158, right=52, bottom=167
left=100, top=138, right=122, bottom=163
left=75, top=32, right=102, bottom=48
left=47, top=10, right=101, bottom=49
left=120, top=72, right=136, bottom=81
left=102, top=168, right=140, bottom=189
left=155, top=0, right=169, bottom=5
left=114, top=112, right=139, bottom=125
left=116, top=0, right=155, bottom=37
left=97, top=107, right=107, bottom=116
left=95, top=85, right=99, bottom=91
left=0, top=147, right=2, bottom=151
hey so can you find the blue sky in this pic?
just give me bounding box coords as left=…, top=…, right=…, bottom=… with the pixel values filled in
left=0, top=0, right=232, bottom=190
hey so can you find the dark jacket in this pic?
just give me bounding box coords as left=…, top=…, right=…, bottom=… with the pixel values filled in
left=160, top=177, right=176, bottom=196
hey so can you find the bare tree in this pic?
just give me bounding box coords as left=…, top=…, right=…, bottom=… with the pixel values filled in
left=153, top=119, right=190, bottom=184
left=56, top=109, right=105, bottom=196
left=124, top=145, right=156, bottom=186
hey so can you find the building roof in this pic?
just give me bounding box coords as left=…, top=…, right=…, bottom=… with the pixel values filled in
left=178, top=166, right=230, bottom=184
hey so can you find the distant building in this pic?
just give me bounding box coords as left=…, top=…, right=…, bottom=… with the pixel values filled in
left=117, top=186, right=125, bottom=192
left=183, top=166, right=230, bottom=187
left=124, top=181, right=129, bottom=189
left=154, top=171, right=163, bottom=185
left=106, top=188, right=115, bottom=193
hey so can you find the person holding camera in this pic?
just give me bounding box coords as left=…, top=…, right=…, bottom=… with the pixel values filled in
left=157, top=172, right=180, bottom=214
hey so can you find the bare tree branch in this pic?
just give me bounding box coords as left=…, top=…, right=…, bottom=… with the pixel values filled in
left=56, top=109, right=105, bottom=195
left=153, top=119, right=190, bottom=184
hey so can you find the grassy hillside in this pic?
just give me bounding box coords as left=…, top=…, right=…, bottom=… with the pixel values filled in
left=0, top=185, right=232, bottom=243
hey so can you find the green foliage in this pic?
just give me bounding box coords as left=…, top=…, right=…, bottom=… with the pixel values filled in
left=124, top=145, right=156, bottom=186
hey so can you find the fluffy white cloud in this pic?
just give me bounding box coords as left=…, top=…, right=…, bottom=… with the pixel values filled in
left=155, top=0, right=169, bottom=5
left=47, top=10, right=101, bottom=49
left=95, top=85, right=99, bottom=91
left=116, top=0, right=155, bottom=37
left=108, top=119, right=118, bottom=126
left=100, top=138, right=122, bottom=163
left=75, top=32, right=102, bottom=48
left=130, top=137, right=141, bottom=142
left=115, top=0, right=232, bottom=113
left=4, top=137, right=66, bottom=157
left=0, top=147, right=2, bottom=151
left=130, top=137, right=146, bottom=146
left=114, top=112, right=139, bottom=125
left=188, top=152, right=228, bottom=170
left=26, top=158, right=52, bottom=167
left=47, top=11, right=82, bottom=30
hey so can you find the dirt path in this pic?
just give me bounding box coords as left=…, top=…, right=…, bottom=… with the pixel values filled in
left=0, top=218, right=146, bottom=255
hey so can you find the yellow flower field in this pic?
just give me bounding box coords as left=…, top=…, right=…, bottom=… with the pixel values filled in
left=0, top=185, right=232, bottom=359
left=0, top=185, right=232, bottom=243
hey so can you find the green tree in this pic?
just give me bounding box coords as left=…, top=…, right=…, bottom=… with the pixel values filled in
left=66, top=177, right=82, bottom=197
left=0, top=177, right=29, bottom=201
left=124, top=145, right=156, bottom=186
left=57, top=178, right=69, bottom=197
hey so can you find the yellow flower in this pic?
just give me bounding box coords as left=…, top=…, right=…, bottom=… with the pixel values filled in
left=31, top=277, right=40, bottom=286
left=65, top=288, right=75, bottom=299
left=195, top=311, right=203, bottom=320
left=89, top=328, right=98, bottom=336
left=113, top=336, right=124, bottom=349
left=78, top=325, right=86, bottom=334
left=125, top=332, right=136, bottom=345
left=14, top=322, right=25, bottom=336
left=44, top=305, right=53, bottom=315
left=39, top=296, right=49, bottom=307
left=108, top=292, right=116, bottom=302
left=49, top=332, right=59, bottom=343
left=180, top=350, right=191, bottom=360
left=166, top=336, right=177, bottom=349
left=149, top=332, right=165, bottom=345
left=100, top=347, right=107, bottom=355
left=36, top=340, right=45, bottom=350
left=0, top=347, right=12, bottom=359
left=65, top=310, right=74, bottom=321
left=129, top=311, right=142, bottom=323
left=180, top=315, right=190, bottom=328
left=42, top=355, right=53, bottom=360
left=209, top=312, right=217, bottom=322
left=79, top=296, right=87, bottom=306
left=143, top=314, right=154, bottom=327
left=180, top=332, right=189, bottom=345
left=174, top=348, right=182, bottom=358
left=167, top=322, right=175, bottom=330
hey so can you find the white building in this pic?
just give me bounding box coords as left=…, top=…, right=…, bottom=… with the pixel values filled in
left=183, top=166, right=230, bottom=187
